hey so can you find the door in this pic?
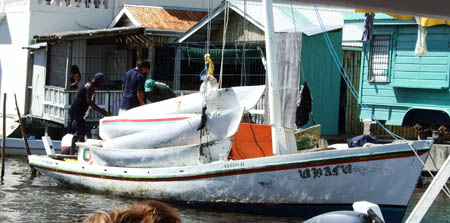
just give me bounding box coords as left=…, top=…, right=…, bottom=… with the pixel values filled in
left=30, top=48, right=47, bottom=117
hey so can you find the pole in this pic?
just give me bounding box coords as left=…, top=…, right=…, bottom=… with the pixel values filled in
left=14, top=94, right=32, bottom=157
left=64, top=41, right=73, bottom=90
left=1, top=93, right=6, bottom=181
left=262, top=0, right=286, bottom=155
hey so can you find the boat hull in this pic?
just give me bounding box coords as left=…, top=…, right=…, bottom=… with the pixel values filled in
left=29, top=140, right=431, bottom=222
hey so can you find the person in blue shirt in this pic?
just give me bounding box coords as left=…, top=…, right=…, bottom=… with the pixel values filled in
left=119, top=61, right=150, bottom=114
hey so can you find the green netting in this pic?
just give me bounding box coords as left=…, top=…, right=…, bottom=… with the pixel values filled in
left=178, top=46, right=262, bottom=61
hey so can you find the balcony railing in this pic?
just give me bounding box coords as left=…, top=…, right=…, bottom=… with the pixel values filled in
left=40, top=0, right=108, bottom=9
left=43, top=86, right=121, bottom=126
left=2, top=0, right=109, bottom=12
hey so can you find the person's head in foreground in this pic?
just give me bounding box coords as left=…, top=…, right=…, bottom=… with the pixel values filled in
left=82, top=200, right=181, bottom=223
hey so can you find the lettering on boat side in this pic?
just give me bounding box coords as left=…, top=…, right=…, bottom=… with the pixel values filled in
left=224, top=162, right=245, bottom=168
left=298, top=164, right=352, bottom=179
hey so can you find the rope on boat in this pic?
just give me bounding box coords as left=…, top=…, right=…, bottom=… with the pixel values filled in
left=314, top=6, right=450, bottom=198
left=206, top=0, right=212, bottom=54
left=241, top=0, right=247, bottom=86
left=219, top=1, right=230, bottom=88
left=407, top=142, right=450, bottom=197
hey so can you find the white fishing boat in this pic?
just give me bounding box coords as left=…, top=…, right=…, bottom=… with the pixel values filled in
left=29, top=140, right=431, bottom=222
left=27, top=1, right=434, bottom=222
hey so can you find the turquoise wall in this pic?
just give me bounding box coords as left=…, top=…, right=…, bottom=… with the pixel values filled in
left=359, top=25, right=450, bottom=125
left=300, top=31, right=342, bottom=135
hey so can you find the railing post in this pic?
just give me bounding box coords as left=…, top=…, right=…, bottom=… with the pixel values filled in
left=64, top=89, right=70, bottom=127
left=106, top=91, right=110, bottom=113
left=173, top=47, right=181, bottom=90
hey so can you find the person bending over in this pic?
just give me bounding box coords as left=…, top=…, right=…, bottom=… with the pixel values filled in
left=68, top=73, right=110, bottom=155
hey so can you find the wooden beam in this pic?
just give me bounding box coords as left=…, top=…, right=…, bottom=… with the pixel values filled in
left=1, top=93, right=6, bottom=181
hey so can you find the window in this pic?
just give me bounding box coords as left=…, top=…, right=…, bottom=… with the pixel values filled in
left=369, top=35, right=391, bottom=82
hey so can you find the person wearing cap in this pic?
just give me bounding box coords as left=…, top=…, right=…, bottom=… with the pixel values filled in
left=67, top=72, right=111, bottom=155
left=144, top=79, right=176, bottom=103
left=120, top=61, right=150, bottom=114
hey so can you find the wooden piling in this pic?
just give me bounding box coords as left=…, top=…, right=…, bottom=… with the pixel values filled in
left=14, top=94, right=32, bottom=157
left=1, top=93, right=6, bottom=181
left=14, top=94, right=35, bottom=174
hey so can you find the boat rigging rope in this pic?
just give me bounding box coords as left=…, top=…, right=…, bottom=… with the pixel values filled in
left=241, top=0, right=248, bottom=86
left=219, top=0, right=230, bottom=88
left=206, top=0, right=212, bottom=54
left=313, top=6, right=450, bottom=198
left=407, top=143, right=450, bottom=197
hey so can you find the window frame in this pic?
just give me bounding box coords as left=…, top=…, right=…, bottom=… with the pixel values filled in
left=367, top=33, right=394, bottom=83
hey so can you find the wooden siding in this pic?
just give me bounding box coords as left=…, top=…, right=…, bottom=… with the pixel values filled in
left=30, top=48, right=47, bottom=117
left=343, top=49, right=419, bottom=139
left=342, top=50, right=363, bottom=135
left=359, top=25, right=450, bottom=126
left=211, top=11, right=264, bottom=42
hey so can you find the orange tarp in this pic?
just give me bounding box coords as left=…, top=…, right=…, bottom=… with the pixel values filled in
left=228, top=123, right=273, bottom=160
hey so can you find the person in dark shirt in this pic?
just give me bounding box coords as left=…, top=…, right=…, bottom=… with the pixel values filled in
left=67, top=73, right=111, bottom=155
left=144, top=79, right=176, bottom=103
left=69, top=65, right=81, bottom=90
left=119, top=61, right=150, bottom=114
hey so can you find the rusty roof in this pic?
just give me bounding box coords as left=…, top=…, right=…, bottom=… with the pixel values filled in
left=34, top=27, right=146, bottom=41
left=125, top=5, right=207, bottom=32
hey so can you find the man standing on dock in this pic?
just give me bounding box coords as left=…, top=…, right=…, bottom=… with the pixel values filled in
left=119, top=61, right=150, bottom=114
left=68, top=73, right=111, bottom=155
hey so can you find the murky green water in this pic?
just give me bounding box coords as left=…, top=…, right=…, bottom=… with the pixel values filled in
left=0, top=157, right=448, bottom=223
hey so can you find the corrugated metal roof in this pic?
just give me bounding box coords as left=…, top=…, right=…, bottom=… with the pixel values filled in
left=34, top=27, right=146, bottom=41
left=229, top=1, right=353, bottom=35
left=342, top=23, right=364, bottom=47
left=177, top=1, right=359, bottom=43
left=125, top=5, right=207, bottom=32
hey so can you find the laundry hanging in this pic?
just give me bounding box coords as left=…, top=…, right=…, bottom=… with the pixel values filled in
left=414, top=17, right=428, bottom=57
left=361, top=13, right=375, bottom=43
left=295, top=81, right=313, bottom=127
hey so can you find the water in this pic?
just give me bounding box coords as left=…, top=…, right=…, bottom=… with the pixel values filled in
left=0, top=157, right=448, bottom=223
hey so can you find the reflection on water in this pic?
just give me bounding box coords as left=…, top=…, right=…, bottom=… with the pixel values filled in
left=0, top=157, right=448, bottom=223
